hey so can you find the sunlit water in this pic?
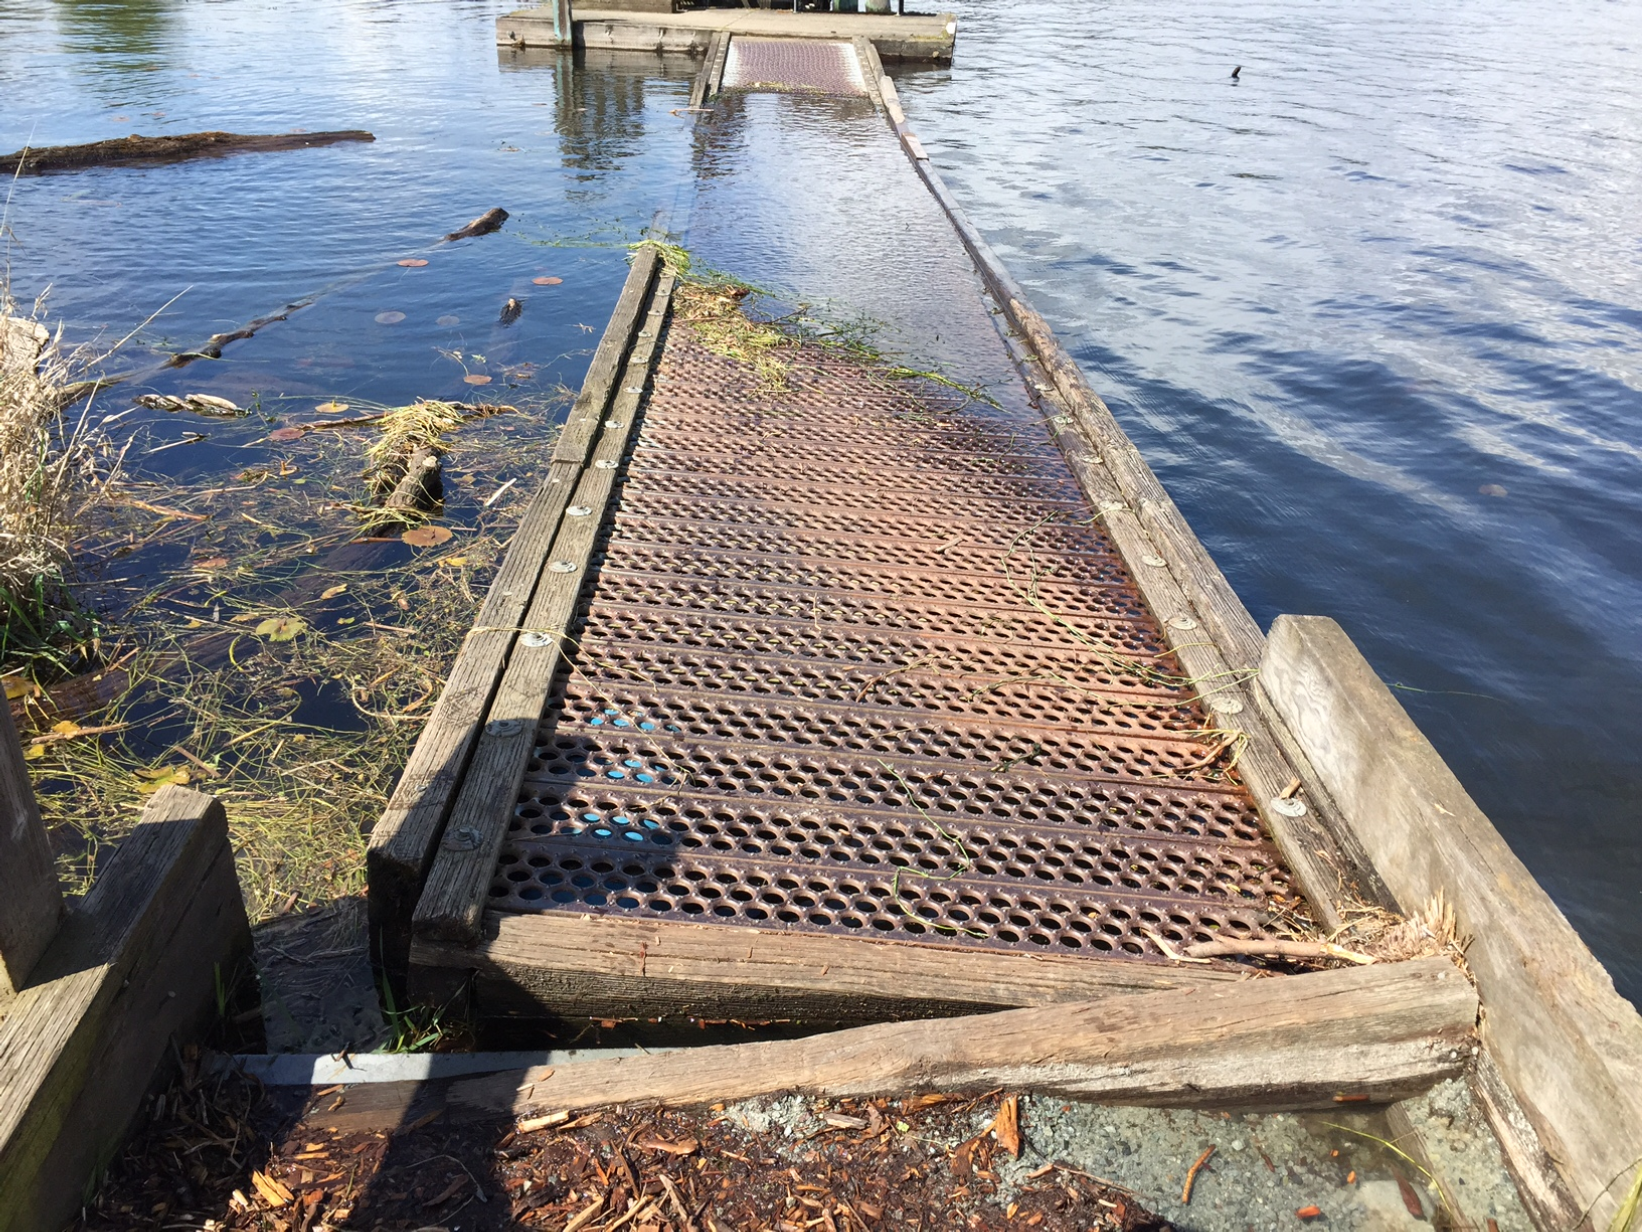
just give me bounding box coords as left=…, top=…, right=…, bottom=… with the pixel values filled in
left=2, top=0, right=1637, bottom=999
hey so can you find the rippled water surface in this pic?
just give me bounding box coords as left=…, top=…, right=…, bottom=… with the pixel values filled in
left=897, top=0, right=1642, bottom=998
left=3, top=0, right=1638, bottom=998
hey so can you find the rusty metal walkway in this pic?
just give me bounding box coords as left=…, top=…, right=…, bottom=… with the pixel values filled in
left=371, top=35, right=1339, bottom=1029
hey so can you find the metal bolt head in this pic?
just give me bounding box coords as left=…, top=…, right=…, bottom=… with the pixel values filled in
left=548, top=560, right=577, bottom=573
left=1270, top=797, right=1308, bottom=817
left=485, top=718, right=523, bottom=737
left=1168, top=615, right=1198, bottom=631
left=441, top=824, right=483, bottom=851
left=606, top=419, right=625, bottom=428
left=1208, top=695, right=1244, bottom=715
left=1099, top=500, right=1127, bottom=512
left=1141, top=554, right=1167, bottom=568
left=594, top=460, right=618, bottom=470
left=567, top=505, right=593, bottom=517
left=520, top=631, right=554, bottom=648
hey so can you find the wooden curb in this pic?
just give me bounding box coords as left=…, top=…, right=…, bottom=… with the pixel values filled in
left=447, top=957, right=1477, bottom=1119
left=1260, top=615, right=1642, bottom=1230
left=0, top=786, right=251, bottom=1232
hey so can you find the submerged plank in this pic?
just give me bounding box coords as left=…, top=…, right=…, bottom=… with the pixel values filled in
left=449, top=957, right=1477, bottom=1117
left=0, top=130, right=374, bottom=175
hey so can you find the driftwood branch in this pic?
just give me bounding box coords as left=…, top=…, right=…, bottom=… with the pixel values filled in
left=443, top=207, right=509, bottom=242
left=0, top=130, right=374, bottom=176
left=1182, top=938, right=1377, bottom=964
left=448, top=958, right=1478, bottom=1118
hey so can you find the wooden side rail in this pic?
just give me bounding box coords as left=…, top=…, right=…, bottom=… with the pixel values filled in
left=0, top=693, right=63, bottom=997
left=1259, top=615, right=1642, bottom=1230
left=0, top=786, right=251, bottom=1232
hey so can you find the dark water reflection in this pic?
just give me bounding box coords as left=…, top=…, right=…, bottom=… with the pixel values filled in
left=898, top=0, right=1642, bottom=999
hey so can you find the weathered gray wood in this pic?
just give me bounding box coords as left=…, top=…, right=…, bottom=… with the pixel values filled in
left=411, top=274, right=676, bottom=947
left=367, top=248, right=661, bottom=981
left=448, top=958, right=1476, bottom=1117
left=0, top=786, right=250, bottom=1232
left=689, top=31, right=727, bottom=109
left=410, top=910, right=1246, bottom=1024
left=0, top=688, right=62, bottom=999
left=1467, top=1048, right=1583, bottom=1232
left=1258, top=614, right=1642, bottom=1230
left=852, top=35, right=885, bottom=111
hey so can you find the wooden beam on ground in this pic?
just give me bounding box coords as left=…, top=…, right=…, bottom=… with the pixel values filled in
left=448, top=957, right=1476, bottom=1118
left=410, top=911, right=1248, bottom=1024
left=367, top=246, right=661, bottom=984
left=1259, top=615, right=1642, bottom=1231
left=410, top=271, right=677, bottom=949
left=0, top=691, right=62, bottom=998
left=0, top=786, right=251, bottom=1232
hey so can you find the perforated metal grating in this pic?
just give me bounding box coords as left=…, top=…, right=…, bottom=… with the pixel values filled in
left=720, top=37, right=868, bottom=96
left=489, top=325, right=1296, bottom=959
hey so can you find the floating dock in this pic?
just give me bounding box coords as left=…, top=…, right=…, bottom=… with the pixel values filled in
left=498, top=5, right=957, bottom=61
left=365, top=27, right=1642, bottom=1232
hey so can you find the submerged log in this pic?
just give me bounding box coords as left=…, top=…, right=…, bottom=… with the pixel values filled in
left=443, top=207, right=509, bottom=242
left=0, top=130, right=374, bottom=176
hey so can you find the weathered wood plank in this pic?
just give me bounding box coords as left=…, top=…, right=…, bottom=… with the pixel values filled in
left=448, top=958, right=1476, bottom=1118
left=1259, top=614, right=1642, bottom=1230
left=689, top=31, right=727, bottom=110
left=367, top=248, right=661, bottom=981
left=0, top=786, right=250, bottom=1232
left=410, top=910, right=1246, bottom=1024
left=411, top=274, right=676, bottom=948
left=0, top=688, right=62, bottom=998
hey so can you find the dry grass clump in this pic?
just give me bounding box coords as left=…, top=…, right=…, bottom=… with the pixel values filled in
left=1333, top=890, right=1470, bottom=970
left=0, top=281, right=111, bottom=656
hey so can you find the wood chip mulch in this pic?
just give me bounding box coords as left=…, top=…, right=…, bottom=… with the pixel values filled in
left=76, top=1073, right=1173, bottom=1232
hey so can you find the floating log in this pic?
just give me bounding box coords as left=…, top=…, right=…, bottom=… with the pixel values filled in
left=443, top=207, right=509, bottom=242
left=165, top=304, right=307, bottom=369
left=0, top=130, right=374, bottom=176
left=448, top=957, right=1478, bottom=1118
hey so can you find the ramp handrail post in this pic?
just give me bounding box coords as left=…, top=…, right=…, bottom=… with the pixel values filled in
left=0, top=696, right=63, bottom=997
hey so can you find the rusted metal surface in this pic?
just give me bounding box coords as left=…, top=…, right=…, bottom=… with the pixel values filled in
left=487, top=322, right=1297, bottom=961
left=720, top=37, right=867, bottom=96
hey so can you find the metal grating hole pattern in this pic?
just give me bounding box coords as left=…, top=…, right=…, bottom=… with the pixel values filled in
left=614, top=493, right=1115, bottom=554
left=548, top=686, right=1244, bottom=789
left=608, top=515, right=1135, bottom=584
left=595, top=542, right=1154, bottom=621
left=491, top=324, right=1290, bottom=959
left=579, top=574, right=1169, bottom=655
left=575, top=606, right=1187, bottom=698
left=721, top=37, right=867, bottom=96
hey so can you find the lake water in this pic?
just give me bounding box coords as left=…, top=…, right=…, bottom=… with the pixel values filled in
left=2, top=0, right=1636, bottom=1000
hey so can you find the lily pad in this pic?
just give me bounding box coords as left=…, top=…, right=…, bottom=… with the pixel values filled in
left=397, top=258, right=430, bottom=268
left=437, top=314, right=460, bottom=327
left=255, top=615, right=307, bottom=642
left=320, top=584, right=348, bottom=600
left=533, top=276, right=563, bottom=286
left=195, top=556, right=230, bottom=569
left=315, top=401, right=349, bottom=414
left=463, top=374, right=492, bottom=386
left=375, top=310, right=407, bottom=325
left=269, top=426, right=305, bottom=442
left=401, top=526, right=454, bottom=548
